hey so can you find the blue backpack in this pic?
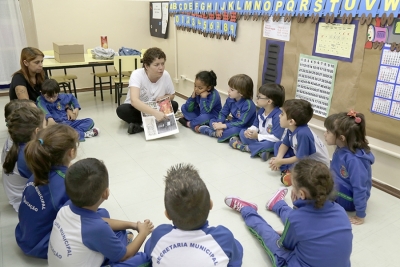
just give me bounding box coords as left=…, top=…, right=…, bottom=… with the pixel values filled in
left=118, top=47, right=141, bottom=56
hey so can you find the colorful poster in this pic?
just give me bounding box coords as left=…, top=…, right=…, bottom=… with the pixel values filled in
left=371, top=44, right=400, bottom=120
left=295, top=54, right=338, bottom=118
left=313, top=19, right=358, bottom=62
left=263, top=17, right=291, bottom=42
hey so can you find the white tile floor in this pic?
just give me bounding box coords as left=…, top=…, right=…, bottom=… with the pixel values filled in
left=0, top=91, right=399, bottom=267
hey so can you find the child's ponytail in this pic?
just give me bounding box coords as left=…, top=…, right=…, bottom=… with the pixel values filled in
left=25, top=124, right=79, bottom=186
left=293, top=159, right=334, bottom=209
left=3, top=106, right=44, bottom=174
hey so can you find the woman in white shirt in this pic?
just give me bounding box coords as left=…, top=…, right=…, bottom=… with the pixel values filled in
left=116, top=47, right=178, bottom=134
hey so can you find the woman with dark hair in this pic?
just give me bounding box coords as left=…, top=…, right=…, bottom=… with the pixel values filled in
left=116, top=47, right=179, bottom=134
left=10, top=47, right=46, bottom=101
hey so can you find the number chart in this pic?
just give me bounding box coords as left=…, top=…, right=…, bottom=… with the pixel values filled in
left=371, top=44, right=400, bottom=120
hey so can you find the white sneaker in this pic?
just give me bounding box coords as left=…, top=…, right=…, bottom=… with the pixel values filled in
left=224, top=196, right=258, bottom=212
left=84, top=127, right=99, bottom=138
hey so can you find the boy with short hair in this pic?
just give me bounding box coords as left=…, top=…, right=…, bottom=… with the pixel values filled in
left=269, top=99, right=329, bottom=186
left=37, top=79, right=99, bottom=141
left=143, top=163, right=243, bottom=266
left=47, top=158, right=153, bottom=267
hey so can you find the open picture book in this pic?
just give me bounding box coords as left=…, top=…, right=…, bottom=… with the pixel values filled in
left=141, top=97, right=179, bottom=140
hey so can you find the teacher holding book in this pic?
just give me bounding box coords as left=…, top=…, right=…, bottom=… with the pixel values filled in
left=116, top=47, right=179, bottom=134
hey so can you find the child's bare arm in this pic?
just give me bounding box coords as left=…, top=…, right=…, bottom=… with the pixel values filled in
left=120, top=220, right=154, bottom=261
left=102, top=217, right=137, bottom=231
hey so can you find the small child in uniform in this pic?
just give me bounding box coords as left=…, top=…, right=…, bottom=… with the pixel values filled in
left=37, top=79, right=99, bottom=141
left=225, top=159, right=353, bottom=267
left=48, top=158, right=154, bottom=267
left=324, top=110, right=375, bottom=225
left=2, top=105, right=44, bottom=212
left=199, top=74, right=256, bottom=142
left=269, top=99, right=329, bottom=186
left=179, top=70, right=222, bottom=132
left=143, top=163, right=243, bottom=266
left=229, top=83, right=285, bottom=161
left=15, top=124, right=79, bottom=258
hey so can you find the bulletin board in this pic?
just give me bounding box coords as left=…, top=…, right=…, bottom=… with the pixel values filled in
left=258, top=19, right=400, bottom=146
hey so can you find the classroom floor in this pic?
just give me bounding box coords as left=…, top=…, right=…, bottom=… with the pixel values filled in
left=0, top=91, right=399, bottom=267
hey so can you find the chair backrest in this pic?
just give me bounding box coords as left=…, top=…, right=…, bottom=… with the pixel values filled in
left=140, top=48, right=147, bottom=60
left=113, top=56, right=141, bottom=73
left=87, top=48, right=93, bottom=55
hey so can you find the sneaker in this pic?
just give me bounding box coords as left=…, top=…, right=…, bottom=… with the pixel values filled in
left=224, top=196, right=258, bottom=212
left=175, top=110, right=184, bottom=119
left=260, top=151, right=270, bottom=162
left=128, top=122, right=144, bottom=134
left=280, top=170, right=292, bottom=186
left=198, top=125, right=215, bottom=137
left=266, top=187, right=288, bottom=211
left=84, top=127, right=99, bottom=138
left=236, top=144, right=249, bottom=152
left=229, top=136, right=240, bottom=149
left=178, top=117, right=189, bottom=127
left=194, top=125, right=201, bottom=133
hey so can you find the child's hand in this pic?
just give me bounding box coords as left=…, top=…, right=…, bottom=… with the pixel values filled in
left=212, top=122, right=224, bottom=130
left=269, top=157, right=281, bottom=171
left=47, top=118, right=57, bottom=126
left=67, top=109, right=74, bottom=120
left=215, top=129, right=223, bottom=137
left=349, top=216, right=364, bottom=225
left=199, top=90, right=210, bottom=98
left=291, top=190, right=299, bottom=203
left=72, top=108, right=79, bottom=120
left=246, top=130, right=258, bottom=139
left=137, top=219, right=154, bottom=236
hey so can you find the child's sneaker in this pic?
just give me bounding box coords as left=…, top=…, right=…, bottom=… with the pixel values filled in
left=178, top=117, right=189, bottom=128
left=128, top=122, right=144, bottom=134
left=84, top=127, right=99, bottom=138
left=229, top=136, right=240, bottom=149
left=198, top=125, right=216, bottom=137
left=174, top=110, right=184, bottom=119
left=224, top=196, right=258, bottom=212
left=266, top=187, right=288, bottom=211
left=280, top=170, right=292, bottom=186
left=194, top=125, right=201, bottom=133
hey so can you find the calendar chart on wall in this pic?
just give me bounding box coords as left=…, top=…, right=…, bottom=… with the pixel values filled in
left=371, top=44, right=400, bottom=120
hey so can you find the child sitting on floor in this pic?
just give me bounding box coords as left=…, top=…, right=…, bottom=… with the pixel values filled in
left=179, top=70, right=222, bottom=132
left=225, top=159, right=352, bottom=267
left=37, top=79, right=99, bottom=141
left=229, top=83, right=285, bottom=161
left=143, top=163, right=243, bottom=266
left=269, top=99, right=329, bottom=186
left=199, top=74, right=256, bottom=143
left=48, top=158, right=153, bottom=266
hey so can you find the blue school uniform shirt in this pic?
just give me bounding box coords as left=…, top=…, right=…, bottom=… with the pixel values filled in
left=282, top=125, right=330, bottom=166
left=248, top=107, right=285, bottom=142
left=185, top=88, right=222, bottom=117
left=144, top=221, right=243, bottom=266
left=37, top=94, right=81, bottom=122
left=15, top=166, right=69, bottom=259
left=48, top=202, right=126, bottom=267
left=216, top=98, right=256, bottom=129
left=278, top=199, right=352, bottom=267
left=331, top=147, right=375, bottom=218
left=17, top=143, right=31, bottom=178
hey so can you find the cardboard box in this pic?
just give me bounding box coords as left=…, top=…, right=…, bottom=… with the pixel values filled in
left=53, top=42, right=84, bottom=63
left=54, top=52, right=85, bottom=63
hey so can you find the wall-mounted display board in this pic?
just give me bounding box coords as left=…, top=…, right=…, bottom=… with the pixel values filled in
left=150, top=1, right=169, bottom=39
left=371, top=44, right=400, bottom=120
left=258, top=19, right=400, bottom=146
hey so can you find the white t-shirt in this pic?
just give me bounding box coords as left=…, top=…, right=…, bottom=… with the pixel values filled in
left=124, top=68, right=175, bottom=104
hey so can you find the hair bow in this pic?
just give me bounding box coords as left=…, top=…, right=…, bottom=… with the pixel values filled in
left=347, top=109, right=361, bottom=124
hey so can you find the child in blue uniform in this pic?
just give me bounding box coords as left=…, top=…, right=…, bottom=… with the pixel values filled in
left=179, top=70, right=222, bottom=132
left=2, top=106, right=44, bottom=212
left=229, top=83, right=285, bottom=161
left=37, top=79, right=99, bottom=141
left=199, top=74, right=256, bottom=142
left=324, top=110, right=375, bottom=225
left=270, top=99, right=329, bottom=186
left=48, top=158, right=153, bottom=267
left=225, top=159, right=353, bottom=267
left=15, top=124, right=79, bottom=259
left=143, top=163, right=243, bottom=266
